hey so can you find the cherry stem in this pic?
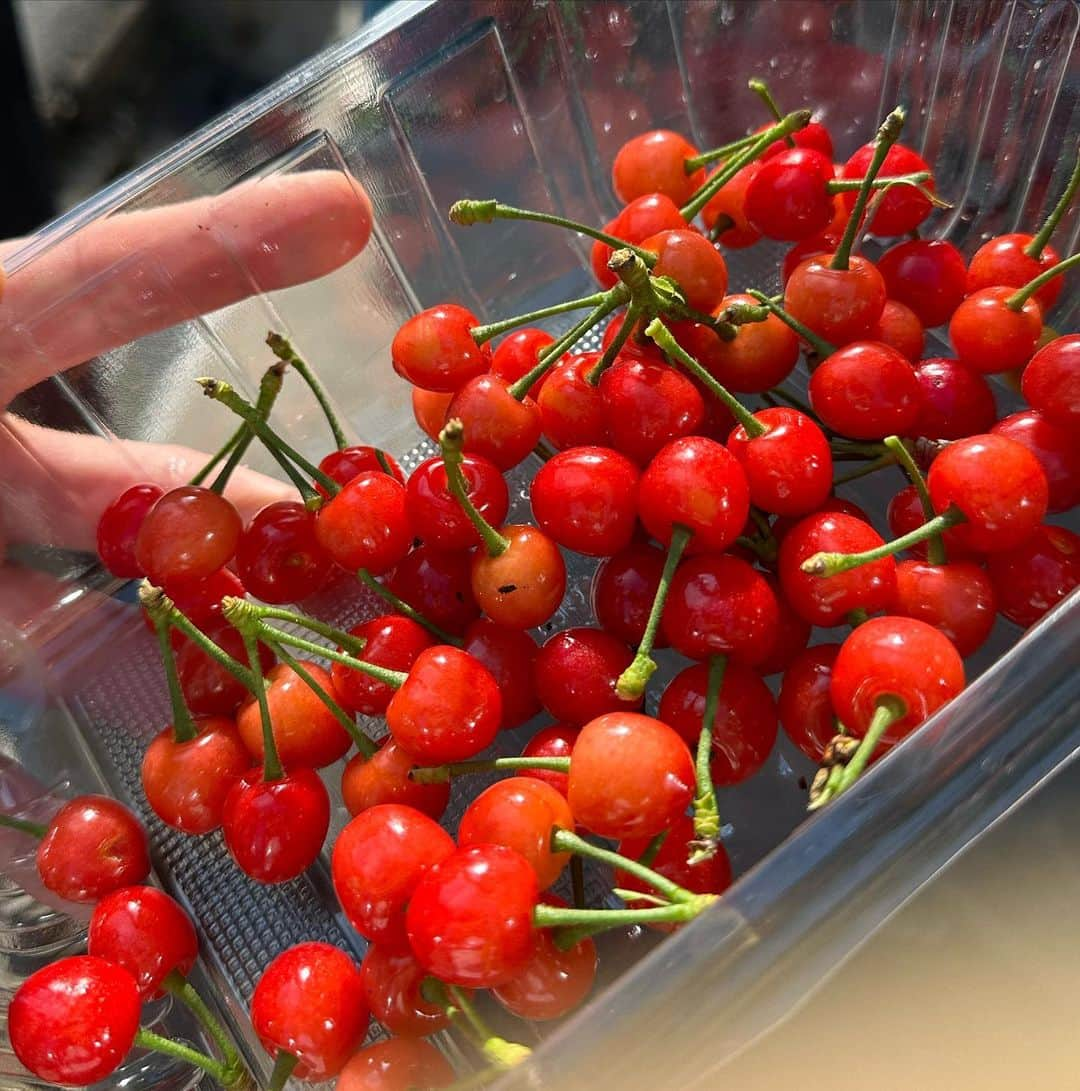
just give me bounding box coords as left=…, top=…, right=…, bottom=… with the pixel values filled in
left=449, top=199, right=658, bottom=268
left=637, top=828, right=669, bottom=868
left=1005, top=251, right=1080, bottom=310
left=831, top=439, right=888, bottom=459
left=145, top=594, right=199, bottom=745
left=748, top=78, right=794, bottom=147
left=682, top=109, right=812, bottom=220
left=883, top=435, right=946, bottom=565
left=570, top=854, right=586, bottom=909
left=210, top=363, right=286, bottom=496
left=438, top=419, right=511, bottom=556
left=470, top=291, right=612, bottom=344
left=745, top=289, right=836, bottom=358
left=824, top=171, right=932, bottom=194
left=356, top=569, right=463, bottom=646
left=1025, top=144, right=1080, bottom=259
left=768, top=384, right=815, bottom=418
left=266, top=331, right=351, bottom=454
left=133, top=1028, right=235, bottom=1086
left=707, top=213, right=736, bottom=242
left=616, top=523, right=692, bottom=698
left=690, top=654, right=725, bottom=862
left=0, top=812, right=47, bottom=838
left=268, top=1051, right=298, bottom=1091
left=189, top=426, right=245, bottom=488
left=685, top=132, right=760, bottom=172
left=802, top=504, right=965, bottom=576
left=410, top=755, right=571, bottom=784
left=832, top=452, right=896, bottom=486
left=646, top=317, right=765, bottom=436
left=535, top=896, right=717, bottom=951
left=235, top=603, right=368, bottom=658
left=423, top=979, right=533, bottom=1070
left=162, top=971, right=246, bottom=1083
left=585, top=303, right=640, bottom=385
left=253, top=621, right=408, bottom=690
left=832, top=106, right=906, bottom=270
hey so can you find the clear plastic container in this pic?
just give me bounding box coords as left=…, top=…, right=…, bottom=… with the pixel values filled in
left=0, top=1, right=1077, bottom=1087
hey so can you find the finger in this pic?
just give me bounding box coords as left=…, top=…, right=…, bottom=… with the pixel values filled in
left=0, top=169, right=373, bottom=403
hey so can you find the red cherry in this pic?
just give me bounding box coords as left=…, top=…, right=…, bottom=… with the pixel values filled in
left=332, top=803, right=455, bottom=951
left=779, top=512, right=898, bottom=626
left=520, top=723, right=580, bottom=799
left=159, top=566, right=245, bottom=631
left=405, top=453, right=509, bottom=552
left=886, top=484, right=978, bottom=562
left=412, top=387, right=453, bottom=441
left=337, top=1038, right=455, bottom=1091
left=913, top=358, right=997, bottom=440
left=839, top=142, right=935, bottom=235
left=332, top=615, right=434, bottom=717
left=9, top=956, right=141, bottom=1087
left=471, top=524, right=567, bottom=630
left=531, top=446, right=640, bottom=556
left=785, top=254, right=887, bottom=347
left=778, top=643, right=840, bottom=761
left=948, top=286, right=1043, bottom=374
left=771, top=495, right=871, bottom=548
left=658, top=660, right=778, bottom=785
left=221, top=768, right=329, bottom=883
left=927, top=434, right=1049, bottom=553
left=639, top=228, right=729, bottom=312
left=88, top=886, right=197, bottom=998
left=96, top=483, right=164, bottom=578
left=134, top=486, right=242, bottom=584
left=341, top=738, right=449, bottom=821
left=318, top=445, right=405, bottom=492
left=895, top=560, right=997, bottom=657
left=781, top=228, right=842, bottom=286
left=387, top=544, right=481, bottom=636
left=359, top=944, right=459, bottom=1038
left=830, top=616, right=964, bottom=742
left=1021, top=334, right=1079, bottom=429
left=251, top=942, right=368, bottom=1081
left=759, top=119, right=834, bottom=161
left=612, top=130, right=705, bottom=206
left=603, top=312, right=664, bottom=364
left=809, top=341, right=923, bottom=439
left=462, top=619, right=540, bottom=730
left=406, top=844, right=539, bottom=988
left=177, top=622, right=275, bottom=717
left=534, top=627, right=642, bottom=725
left=235, top=501, right=333, bottom=604
left=537, top=352, right=610, bottom=449
left=37, top=796, right=150, bottom=904
left=755, top=576, right=812, bottom=676
left=986, top=525, right=1079, bottom=628
left=744, top=147, right=836, bottom=241
left=701, top=161, right=764, bottom=249
left=391, top=304, right=491, bottom=392
left=966, top=234, right=1064, bottom=313
left=387, top=646, right=502, bottom=764
left=141, top=716, right=251, bottom=834
left=592, top=194, right=687, bottom=288
left=696, top=294, right=800, bottom=393
left=872, top=299, right=924, bottom=362
left=446, top=375, right=542, bottom=470
left=567, top=712, right=694, bottom=839
left=877, top=239, right=967, bottom=327
left=591, top=542, right=668, bottom=647
left=991, top=410, right=1080, bottom=513
left=491, top=327, right=556, bottom=399
left=315, top=472, right=412, bottom=575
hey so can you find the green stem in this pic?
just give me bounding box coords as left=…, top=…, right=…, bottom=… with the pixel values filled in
left=1025, top=145, right=1080, bottom=259
left=767, top=384, right=815, bottom=417
left=535, top=897, right=716, bottom=950
left=684, top=132, right=759, bottom=172
left=189, top=426, right=243, bottom=487
left=411, top=756, right=571, bottom=784
left=162, top=971, right=246, bottom=1083
left=883, top=435, right=946, bottom=565
left=268, top=1051, right=298, bottom=1091
left=637, top=828, right=669, bottom=868
left=1005, top=251, right=1080, bottom=311
left=0, top=813, right=47, bottom=838
left=236, top=604, right=368, bottom=658
left=148, top=599, right=199, bottom=745
left=802, top=506, right=964, bottom=576
left=423, top=979, right=532, bottom=1070
left=470, top=291, right=611, bottom=344
left=439, top=420, right=510, bottom=556
left=133, top=1028, right=232, bottom=1085
left=266, top=332, right=348, bottom=451
left=211, top=363, right=286, bottom=495
left=748, top=78, right=793, bottom=146
left=824, top=170, right=932, bottom=193
left=690, top=655, right=725, bottom=859
left=833, top=453, right=896, bottom=486
left=585, top=304, right=640, bottom=385
left=449, top=200, right=657, bottom=267
left=832, top=106, right=906, bottom=270
left=831, top=439, right=889, bottom=459
left=645, top=318, right=764, bottom=436
left=746, top=289, right=835, bottom=358
left=356, top=569, right=462, bottom=646
left=252, top=621, right=408, bottom=690
left=847, top=608, right=870, bottom=628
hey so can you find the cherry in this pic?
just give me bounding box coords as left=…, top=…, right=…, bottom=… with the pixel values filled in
left=359, top=944, right=458, bottom=1038
left=895, top=559, right=997, bottom=657
left=913, top=358, right=997, bottom=440
left=772, top=495, right=871, bottom=548
left=991, top=410, right=1080, bottom=513
left=492, top=894, right=597, bottom=1020
left=658, top=660, right=778, bottom=785
left=779, top=512, right=898, bottom=626
left=948, top=286, right=1043, bottom=374
left=236, top=662, right=351, bottom=770
left=341, top=738, right=450, bottom=821
left=88, top=886, right=197, bottom=998
left=405, top=452, right=509, bottom=552
left=463, top=619, right=540, bottom=729
left=471, top=524, right=567, bottom=629
left=744, top=147, right=836, bottom=240
left=37, top=795, right=150, bottom=904
left=591, top=193, right=686, bottom=288
left=177, top=622, right=275, bottom=717
left=332, top=803, right=455, bottom=951
left=221, top=767, right=329, bottom=883
left=235, top=501, right=333, bottom=604
left=537, top=352, right=610, bottom=449
left=698, top=294, right=800, bottom=393
left=760, top=118, right=834, bottom=161
left=877, top=239, right=967, bottom=327
left=412, top=387, right=453, bottom=441
left=520, top=723, right=580, bottom=799
left=599, top=357, right=705, bottom=466
left=927, top=434, right=1049, bottom=553
left=1021, top=334, right=1079, bottom=428
left=391, top=304, right=491, bottom=392
left=986, top=525, right=1079, bottom=628
left=966, top=234, right=1064, bottom=312
left=135, top=486, right=242, bottom=585
left=830, top=616, right=964, bottom=743
left=567, top=712, right=694, bottom=839
left=727, top=407, right=833, bottom=517
left=639, top=228, right=729, bottom=312
left=637, top=436, right=751, bottom=554
left=9, top=956, right=141, bottom=1087
left=809, top=341, right=923, bottom=439
left=251, top=942, right=368, bottom=1081
left=838, top=142, right=934, bottom=235
left=778, top=643, right=840, bottom=762
left=755, top=576, right=812, bottom=676
left=337, top=1038, right=455, bottom=1091
left=531, top=446, right=640, bottom=556
left=886, top=484, right=978, bottom=562
left=142, top=715, right=251, bottom=834
left=446, top=374, right=542, bottom=470
left=491, top=327, right=556, bottom=399
left=387, top=544, right=481, bottom=636
left=315, top=471, right=412, bottom=575
left=534, top=627, right=641, bottom=725
left=332, top=615, right=433, bottom=717
left=406, top=844, right=539, bottom=988
left=781, top=228, right=842, bottom=285
left=603, top=312, right=664, bottom=364
left=612, top=129, right=705, bottom=206
left=159, top=566, right=245, bottom=631
left=318, top=445, right=405, bottom=491
left=701, top=160, right=764, bottom=249
left=873, top=299, right=924, bottom=362
left=591, top=542, right=667, bottom=647
left=387, top=646, right=502, bottom=764
left=785, top=253, right=886, bottom=347
left=97, top=483, right=164, bottom=578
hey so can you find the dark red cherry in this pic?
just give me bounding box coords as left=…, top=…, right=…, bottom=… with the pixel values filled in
left=236, top=500, right=334, bottom=604
left=96, top=483, right=164, bottom=578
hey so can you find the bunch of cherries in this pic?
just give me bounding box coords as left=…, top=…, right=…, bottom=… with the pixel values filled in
left=4, top=79, right=1078, bottom=1090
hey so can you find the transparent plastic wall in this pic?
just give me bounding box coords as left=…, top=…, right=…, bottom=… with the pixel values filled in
left=0, top=1, right=1077, bottom=1088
